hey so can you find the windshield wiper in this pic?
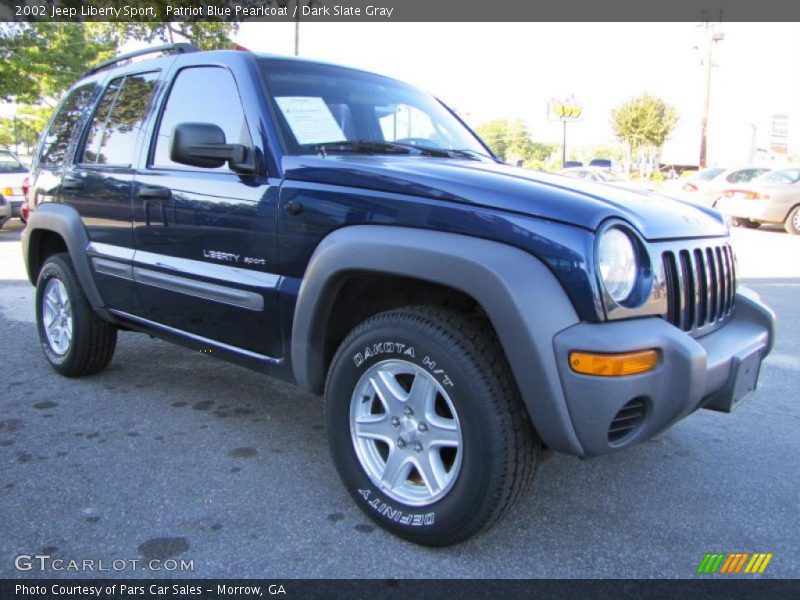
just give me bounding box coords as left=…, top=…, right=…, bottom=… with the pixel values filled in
left=390, top=143, right=496, bottom=161
left=447, top=148, right=498, bottom=161
left=313, top=140, right=412, bottom=156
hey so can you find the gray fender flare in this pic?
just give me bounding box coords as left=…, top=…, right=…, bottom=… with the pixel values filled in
left=291, top=225, right=585, bottom=456
left=22, top=203, right=108, bottom=315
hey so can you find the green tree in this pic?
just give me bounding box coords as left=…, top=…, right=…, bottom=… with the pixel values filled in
left=475, top=119, right=512, bottom=161
left=611, top=94, right=677, bottom=172
left=475, top=118, right=550, bottom=166
left=100, top=21, right=237, bottom=51
left=0, top=23, right=120, bottom=105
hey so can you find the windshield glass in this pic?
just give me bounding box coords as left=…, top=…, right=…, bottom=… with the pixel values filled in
left=259, top=59, right=489, bottom=157
left=696, top=167, right=725, bottom=181
left=0, top=151, right=26, bottom=173
left=759, top=168, right=800, bottom=184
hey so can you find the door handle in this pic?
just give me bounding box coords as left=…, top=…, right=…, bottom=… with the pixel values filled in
left=61, top=178, right=83, bottom=191
left=138, top=187, right=171, bottom=200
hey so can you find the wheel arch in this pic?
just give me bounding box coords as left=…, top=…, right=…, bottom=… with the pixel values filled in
left=291, top=225, right=585, bottom=456
left=22, top=203, right=108, bottom=317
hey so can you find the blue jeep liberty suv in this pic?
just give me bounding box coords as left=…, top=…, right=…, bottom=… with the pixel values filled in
left=22, top=45, right=775, bottom=545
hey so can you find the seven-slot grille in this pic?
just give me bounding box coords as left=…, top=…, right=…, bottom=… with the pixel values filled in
left=662, top=243, right=736, bottom=333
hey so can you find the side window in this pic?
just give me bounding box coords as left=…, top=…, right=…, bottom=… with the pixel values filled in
left=80, top=72, right=158, bottom=166
left=38, top=84, right=98, bottom=168
left=152, top=67, right=251, bottom=172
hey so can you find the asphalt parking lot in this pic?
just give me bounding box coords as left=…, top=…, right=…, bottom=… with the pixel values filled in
left=1, top=219, right=798, bottom=579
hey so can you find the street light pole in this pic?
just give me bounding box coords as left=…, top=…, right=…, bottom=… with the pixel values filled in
left=698, top=23, right=724, bottom=168
left=561, top=119, right=567, bottom=168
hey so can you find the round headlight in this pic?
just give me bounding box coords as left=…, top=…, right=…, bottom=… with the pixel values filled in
left=598, top=227, right=638, bottom=302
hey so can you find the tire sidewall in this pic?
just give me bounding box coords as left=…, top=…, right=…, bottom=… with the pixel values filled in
left=36, top=258, right=78, bottom=370
left=325, top=319, right=496, bottom=542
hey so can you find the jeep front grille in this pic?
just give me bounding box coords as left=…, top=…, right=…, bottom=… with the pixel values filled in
left=662, top=243, right=736, bottom=333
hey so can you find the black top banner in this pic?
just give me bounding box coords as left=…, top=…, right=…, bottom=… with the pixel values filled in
left=1, top=0, right=800, bottom=22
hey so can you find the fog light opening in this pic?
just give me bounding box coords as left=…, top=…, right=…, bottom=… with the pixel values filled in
left=608, top=397, right=649, bottom=445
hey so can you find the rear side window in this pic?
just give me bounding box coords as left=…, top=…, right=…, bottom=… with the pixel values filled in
left=38, top=84, right=97, bottom=167
left=151, top=67, right=251, bottom=172
left=81, top=72, right=158, bottom=166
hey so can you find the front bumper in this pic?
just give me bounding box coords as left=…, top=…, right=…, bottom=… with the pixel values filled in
left=553, top=287, right=775, bottom=456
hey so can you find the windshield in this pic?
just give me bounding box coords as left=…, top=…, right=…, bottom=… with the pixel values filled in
left=695, top=167, right=725, bottom=181
left=0, top=151, right=26, bottom=173
left=759, top=168, right=800, bottom=184
left=259, top=59, right=490, bottom=157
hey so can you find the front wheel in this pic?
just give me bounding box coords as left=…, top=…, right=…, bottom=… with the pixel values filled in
left=36, top=253, right=118, bottom=376
left=785, top=206, right=800, bottom=235
left=324, top=306, right=538, bottom=546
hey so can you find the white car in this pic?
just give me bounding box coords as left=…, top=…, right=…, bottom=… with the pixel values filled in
left=558, top=167, right=655, bottom=192
left=662, top=166, right=770, bottom=207
left=0, top=150, right=29, bottom=226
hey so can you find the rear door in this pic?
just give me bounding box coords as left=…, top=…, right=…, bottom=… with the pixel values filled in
left=132, top=64, right=282, bottom=359
left=60, top=71, right=160, bottom=315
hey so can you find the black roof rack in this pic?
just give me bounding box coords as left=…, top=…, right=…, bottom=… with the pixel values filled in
left=82, top=43, right=200, bottom=78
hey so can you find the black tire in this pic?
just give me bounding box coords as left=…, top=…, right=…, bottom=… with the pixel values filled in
left=36, top=253, right=117, bottom=377
left=324, top=306, right=538, bottom=546
left=731, top=217, right=761, bottom=229
left=785, top=206, right=800, bottom=235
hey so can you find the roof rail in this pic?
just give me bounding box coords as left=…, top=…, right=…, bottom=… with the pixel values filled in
left=82, top=43, right=200, bottom=77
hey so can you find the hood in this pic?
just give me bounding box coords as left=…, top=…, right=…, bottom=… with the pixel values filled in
left=282, top=155, right=727, bottom=240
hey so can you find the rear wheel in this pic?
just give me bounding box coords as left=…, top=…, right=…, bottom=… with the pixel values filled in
left=785, top=206, right=800, bottom=235
left=36, top=253, right=117, bottom=376
left=324, top=306, right=538, bottom=546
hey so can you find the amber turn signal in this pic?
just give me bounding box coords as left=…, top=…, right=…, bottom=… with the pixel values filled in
left=569, top=349, right=659, bottom=377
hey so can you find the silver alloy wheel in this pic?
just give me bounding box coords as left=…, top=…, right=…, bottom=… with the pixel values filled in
left=349, top=359, right=463, bottom=506
left=42, top=278, right=73, bottom=355
left=793, top=210, right=800, bottom=231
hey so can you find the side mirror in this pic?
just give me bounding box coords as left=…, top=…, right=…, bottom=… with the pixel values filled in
left=170, top=123, right=255, bottom=174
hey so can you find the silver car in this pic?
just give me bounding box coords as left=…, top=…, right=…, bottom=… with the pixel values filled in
left=0, top=150, right=29, bottom=225
left=716, top=167, right=800, bottom=235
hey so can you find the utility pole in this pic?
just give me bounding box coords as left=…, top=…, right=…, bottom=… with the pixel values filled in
left=698, top=22, right=724, bottom=168
left=294, top=0, right=300, bottom=55
left=561, top=119, right=567, bottom=168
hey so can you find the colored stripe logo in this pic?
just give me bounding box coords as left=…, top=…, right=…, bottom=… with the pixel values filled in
left=697, top=552, right=773, bottom=574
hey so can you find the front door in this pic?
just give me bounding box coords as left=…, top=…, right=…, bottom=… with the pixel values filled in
left=132, top=65, right=281, bottom=359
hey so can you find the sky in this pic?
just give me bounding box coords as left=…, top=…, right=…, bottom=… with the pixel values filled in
left=233, top=21, right=800, bottom=165
left=4, top=22, right=798, bottom=166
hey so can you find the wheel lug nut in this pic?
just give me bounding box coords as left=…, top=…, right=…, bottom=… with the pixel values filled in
left=404, top=406, right=413, bottom=416
left=391, top=417, right=400, bottom=428
left=397, top=437, right=406, bottom=449
left=418, top=422, right=428, bottom=433
left=414, top=442, right=423, bottom=453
